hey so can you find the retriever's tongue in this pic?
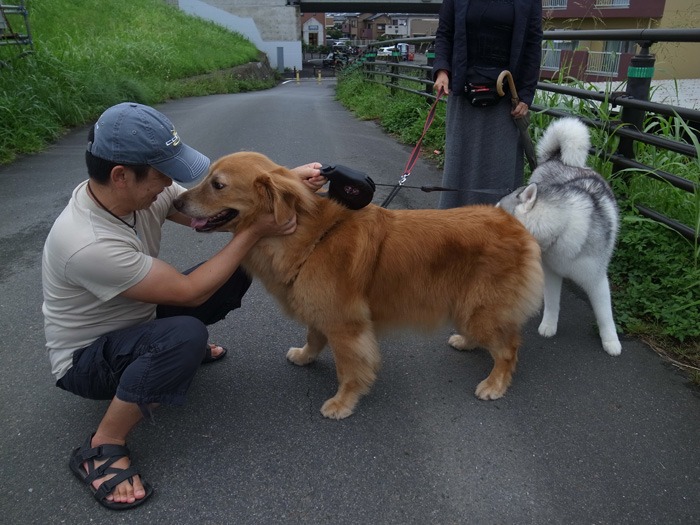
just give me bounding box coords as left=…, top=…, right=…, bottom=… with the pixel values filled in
left=190, top=217, right=209, bottom=229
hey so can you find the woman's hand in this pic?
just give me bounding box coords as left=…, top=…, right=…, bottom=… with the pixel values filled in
left=511, top=101, right=529, bottom=119
left=433, top=70, right=450, bottom=96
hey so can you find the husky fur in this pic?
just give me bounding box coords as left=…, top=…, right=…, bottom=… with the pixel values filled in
left=498, top=117, right=622, bottom=356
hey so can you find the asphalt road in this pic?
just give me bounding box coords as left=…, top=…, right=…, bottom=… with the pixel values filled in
left=1, top=78, right=698, bottom=525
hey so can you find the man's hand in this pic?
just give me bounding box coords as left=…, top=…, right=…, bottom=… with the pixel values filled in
left=248, top=212, right=297, bottom=239
left=291, top=162, right=327, bottom=191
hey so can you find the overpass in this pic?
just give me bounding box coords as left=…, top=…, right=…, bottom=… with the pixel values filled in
left=294, top=0, right=443, bottom=14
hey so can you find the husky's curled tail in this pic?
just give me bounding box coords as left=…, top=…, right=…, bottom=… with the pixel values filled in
left=537, top=116, right=591, bottom=167
left=498, top=117, right=622, bottom=356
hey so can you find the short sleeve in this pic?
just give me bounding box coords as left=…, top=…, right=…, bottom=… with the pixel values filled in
left=65, top=239, right=154, bottom=302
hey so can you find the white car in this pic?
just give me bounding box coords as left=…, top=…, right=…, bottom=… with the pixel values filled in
left=377, top=43, right=409, bottom=60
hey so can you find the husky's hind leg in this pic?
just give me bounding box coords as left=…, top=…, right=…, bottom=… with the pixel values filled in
left=581, top=274, right=621, bottom=356
left=538, top=264, right=563, bottom=338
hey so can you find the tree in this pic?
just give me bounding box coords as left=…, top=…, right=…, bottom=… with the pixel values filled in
left=327, top=27, right=342, bottom=40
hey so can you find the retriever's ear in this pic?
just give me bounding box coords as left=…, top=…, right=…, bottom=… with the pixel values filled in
left=253, top=172, right=296, bottom=224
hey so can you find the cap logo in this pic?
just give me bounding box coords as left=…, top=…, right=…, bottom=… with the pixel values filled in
left=165, top=129, right=181, bottom=148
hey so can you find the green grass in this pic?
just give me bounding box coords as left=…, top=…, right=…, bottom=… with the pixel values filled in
left=337, top=68, right=700, bottom=379
left=0, top=0, right=277, bottom=164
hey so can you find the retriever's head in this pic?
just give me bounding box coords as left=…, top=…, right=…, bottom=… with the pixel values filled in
left=174, top=151, right=315, bottom=233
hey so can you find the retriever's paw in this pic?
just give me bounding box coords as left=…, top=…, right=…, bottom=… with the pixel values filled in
left=320, top=397, right=354, bottom=420
left=475, top=379, right=507, bottom=400
left=286, top=346, right=316, bottom=366
left=603, top=339, right=622, bottom=356
left=538, top=320, right=558, bottom=338
left=447, top=334, right=477, bottom=351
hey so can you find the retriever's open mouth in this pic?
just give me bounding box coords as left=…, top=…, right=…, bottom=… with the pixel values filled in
left=190, top=209, right=239, bottom=232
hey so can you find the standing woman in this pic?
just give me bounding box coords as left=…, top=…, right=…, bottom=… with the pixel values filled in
left=432, top=0, right=542, bottom=207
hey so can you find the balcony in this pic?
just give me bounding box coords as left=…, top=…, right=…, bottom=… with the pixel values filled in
left=594, top=0, right=630, bottom=8
left=541, top=48, right=562, bottom=71
left=544, top=0, right=662, bottom=18
left=540, top=47, right=632, bottom=82
left=586, top=51, right=621, bottom=76
left=542, top=0, right=567, bottom=9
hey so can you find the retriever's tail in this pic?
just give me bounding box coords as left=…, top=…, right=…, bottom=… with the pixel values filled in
left=536, top=117, right=591, bottom=168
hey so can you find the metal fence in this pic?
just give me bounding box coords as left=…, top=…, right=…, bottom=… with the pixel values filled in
left=350, top=29, right=700, bottom=243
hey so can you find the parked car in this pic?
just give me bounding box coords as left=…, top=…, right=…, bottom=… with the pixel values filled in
left=377, top=43, right=410, bottom=60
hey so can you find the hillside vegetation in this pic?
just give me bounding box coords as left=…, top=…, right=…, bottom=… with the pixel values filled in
left=0, top=0, right=276, bottom=164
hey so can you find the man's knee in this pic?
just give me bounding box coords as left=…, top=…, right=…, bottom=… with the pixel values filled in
left=164, top=316, right=208, bottom=363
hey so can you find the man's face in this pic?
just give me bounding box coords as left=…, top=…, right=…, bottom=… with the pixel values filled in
left=128, top=167, right=173, bottom=210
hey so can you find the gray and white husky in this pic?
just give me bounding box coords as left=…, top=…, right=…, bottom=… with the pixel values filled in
left=498, top=117, right=622, bottom=356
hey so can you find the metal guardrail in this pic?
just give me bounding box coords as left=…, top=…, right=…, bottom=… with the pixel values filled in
left=0, top=1, right=33, bottom=58
left=352, top=29, right=700, bottom=242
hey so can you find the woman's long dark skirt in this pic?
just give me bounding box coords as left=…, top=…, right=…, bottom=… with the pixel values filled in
left=439, top=94, right=524, bottom=209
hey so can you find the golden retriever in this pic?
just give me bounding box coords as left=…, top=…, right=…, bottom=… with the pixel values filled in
left=175, top=152, right=544, bottom=419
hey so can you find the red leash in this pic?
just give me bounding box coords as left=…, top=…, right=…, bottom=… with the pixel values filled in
left=381, top=88, right=445, bottom=208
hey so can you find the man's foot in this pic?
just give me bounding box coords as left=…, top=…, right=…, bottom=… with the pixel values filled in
left=202, top=343, right=228, bottom=364
left=69, top=433, right=153, bottom=510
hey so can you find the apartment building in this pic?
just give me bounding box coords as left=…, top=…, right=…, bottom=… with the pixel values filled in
left=337, top=13, right=438, bottom=42
left=542, top=0, right=699, bottom=81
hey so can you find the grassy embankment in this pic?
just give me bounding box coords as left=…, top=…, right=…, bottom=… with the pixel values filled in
left=0, top=0, right=277, bottom=165
left=335, top=68, right=700, bottom=382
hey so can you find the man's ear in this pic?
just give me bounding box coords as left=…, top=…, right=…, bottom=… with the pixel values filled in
left=110, top=165, right=130, bottom=187
left=517, top=183, right=538, bottom=213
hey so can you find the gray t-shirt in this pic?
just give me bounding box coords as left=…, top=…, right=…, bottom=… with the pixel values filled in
left=42, top=180, right=185, bottom=380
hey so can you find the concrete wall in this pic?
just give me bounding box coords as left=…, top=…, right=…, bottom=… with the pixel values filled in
left=176, top=0, right=303, bottom=70
left=655, top=0, right=700, bottom=80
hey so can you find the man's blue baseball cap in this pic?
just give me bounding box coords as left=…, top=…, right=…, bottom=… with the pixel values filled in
left=87, top=102, right=210, bottom=182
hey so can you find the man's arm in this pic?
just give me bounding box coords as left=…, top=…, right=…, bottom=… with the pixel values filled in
left=166, top=210, right=193, bottom=227
left=122, top=215, right=296, bottom=307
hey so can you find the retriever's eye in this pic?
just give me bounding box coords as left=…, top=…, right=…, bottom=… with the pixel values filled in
left=212, top=180, right=225, bottom=190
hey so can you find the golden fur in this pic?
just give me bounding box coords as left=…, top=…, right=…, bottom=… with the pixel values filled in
left=175, top=152, right=544, bottom=419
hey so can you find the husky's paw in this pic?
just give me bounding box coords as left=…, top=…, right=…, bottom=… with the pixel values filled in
left=286, top=346, right=316, bottom=366
left=602, top=339, right=622, bottom=356
left=320, top=397, right=354, bottom=419
left=447, top=334, right=478, bottom=351
left=538, top=321, right=558, bottom=338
